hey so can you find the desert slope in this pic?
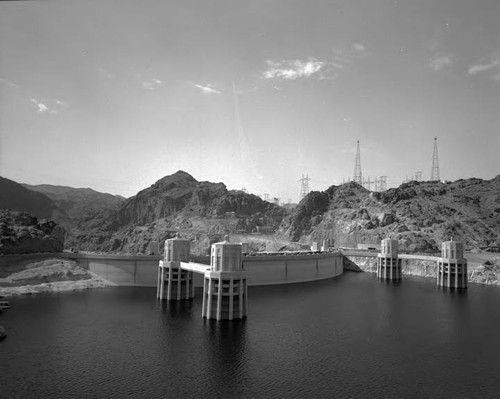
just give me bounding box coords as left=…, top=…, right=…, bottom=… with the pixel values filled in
left=66, top=171, right=285, bottom=254
left=283, top=176, right=500, bottom=252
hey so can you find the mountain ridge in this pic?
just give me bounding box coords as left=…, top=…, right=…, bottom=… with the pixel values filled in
left=283, top=176, right=500, bottom=252
left=2, top=172, right=499, bottom=255
left=65, top=171, right=285, bottom=254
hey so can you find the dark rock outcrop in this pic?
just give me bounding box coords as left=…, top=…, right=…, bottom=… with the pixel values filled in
left=283, top=176, right=500, bottom=253
left=0, top=210, right=64, bottom=254
left=66, top=171, right=285, bottom=254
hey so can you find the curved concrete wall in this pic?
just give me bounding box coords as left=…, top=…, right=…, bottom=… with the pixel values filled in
left=70, top=254, right=162, bottom=287
left=63, top=252, right=343, bottom=287
left=243, top=253, right=343, bottom=286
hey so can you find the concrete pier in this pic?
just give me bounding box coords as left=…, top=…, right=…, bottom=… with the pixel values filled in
left=437, top=240, right=467, bottom=289
left=202, top=237, right=248, bottom=320
left=157, top=237, right=194, bottom=300
left=377, top=238, right=402, bottom=280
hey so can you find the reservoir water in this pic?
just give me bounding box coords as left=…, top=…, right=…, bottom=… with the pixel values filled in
left=1, top=272, right=500, bottom=398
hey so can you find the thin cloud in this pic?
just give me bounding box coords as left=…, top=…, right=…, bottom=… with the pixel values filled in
left=192, top=82, right=221, bottom=94
left=0, top=78, right=20, bottom=88
left=55, top=99, right=68, bottom=107
left=29, top=97, right=68, bottom=114
left=467, top=59, right=500, bottom=75
left=1, top=78, right=68, bottom=114
left=96, top=67, right=115, bottom=80
left=142, top=78, right=163, bottom=90
left=353, top=43, right=365, bottom=52
left=429, top=55, right=453, bottom=71
left=30, top=98, right=50, bottom=113
left=263, top=58, right=326, bottom=80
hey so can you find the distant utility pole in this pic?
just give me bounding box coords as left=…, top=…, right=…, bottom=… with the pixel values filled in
left=363, top=176, right=375, bottom=191
left=431, top=137, right=440, bottom=181
left=379, top=176, right=387, bottom=191
left=263, top=193, right=270, bottom=201
left=353, top=140, right=362, bottom=185
left=299, top=174, right=311, bottom=200
left=372, top=176, right=387, bottom=192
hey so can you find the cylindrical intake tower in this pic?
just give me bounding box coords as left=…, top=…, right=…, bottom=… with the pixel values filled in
left=202, top=236, right=248, bottom=320
left=377, top=238, right=402, bottom=280
left=437, top=240, right=467, bottom=289
left=157, top=237, right=194, bottom=300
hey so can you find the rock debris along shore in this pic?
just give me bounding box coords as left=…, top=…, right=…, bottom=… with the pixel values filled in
left=344, top=254, right=500, bottom=285
left=0, top=300, right=7, bottom=342
left=0, top=258, right=112, bottom=298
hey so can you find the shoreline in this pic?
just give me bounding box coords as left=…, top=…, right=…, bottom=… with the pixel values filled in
left=0, top=258, right=114, bottom=298
left=0, top=276, right=113, bottom=298
left=344, top=255, right=500, bottom=286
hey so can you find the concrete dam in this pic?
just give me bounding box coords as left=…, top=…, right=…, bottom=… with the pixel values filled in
left=62, top=249, right=344, bottom=288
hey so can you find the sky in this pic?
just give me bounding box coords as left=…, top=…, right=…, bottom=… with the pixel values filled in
left=1, top=0, right=499, bottom=202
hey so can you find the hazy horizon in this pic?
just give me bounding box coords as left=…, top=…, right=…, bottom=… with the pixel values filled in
left=1, top=0, right=499, bottom=201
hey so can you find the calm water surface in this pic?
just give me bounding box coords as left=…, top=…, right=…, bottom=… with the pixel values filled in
left=1, top=272, right=500, bottom=398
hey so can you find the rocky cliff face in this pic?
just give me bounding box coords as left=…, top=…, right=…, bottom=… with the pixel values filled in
left=67, top=171, right=285, bottom=254
left=5, top=172, right=499, bottom=256
left=110, top=171, right=226, bottom=227
left=0, top=210, right=65, bottom=254
left=283, top=177, right=500, bottom=252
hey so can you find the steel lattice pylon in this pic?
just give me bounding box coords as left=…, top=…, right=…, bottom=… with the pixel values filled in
left=299, top=174, right=311, bottom=200
left=431, top=137, right=440, bottom=181
left=353, top=140, right=362, bottom=185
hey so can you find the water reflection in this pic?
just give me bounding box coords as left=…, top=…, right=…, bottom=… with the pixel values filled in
left=2, top=275, right=500, bottom=398
left=159, top=299, right=194, bottom=316
left=201, top=319, right=249, bottom=397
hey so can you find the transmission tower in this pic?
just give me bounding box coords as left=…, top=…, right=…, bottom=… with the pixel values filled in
left=299, top=174, right=311, bottom=200
left=263, top=193, right=270, bottom=201
left=431, top=137, right=440, bottom=181
left=414, top=171, right=422, bottom=182
left=353, top=140, right=362, bottom=185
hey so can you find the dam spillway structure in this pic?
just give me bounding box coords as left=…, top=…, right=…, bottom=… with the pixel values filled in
left=437, top=240, right=467, bottom=289
left=157, top=237, right=194, bottom=300
left=377, top=238, right=402, bottom=280
left=202, top=237, right=248, bottom=321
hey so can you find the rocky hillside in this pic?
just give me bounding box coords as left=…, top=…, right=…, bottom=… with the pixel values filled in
left=0, top=210, right=65, bottom=254
left=22, top=184, right=125, bottom=223
left=67, top=171, right=285, bottom=254
left=5, top=171, right=498, bottom=256
left=0, top=177, right=125, bottom=233
left=284, top=176, right=500, bottom=252
left=0, top=177, right=71, bottom=228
